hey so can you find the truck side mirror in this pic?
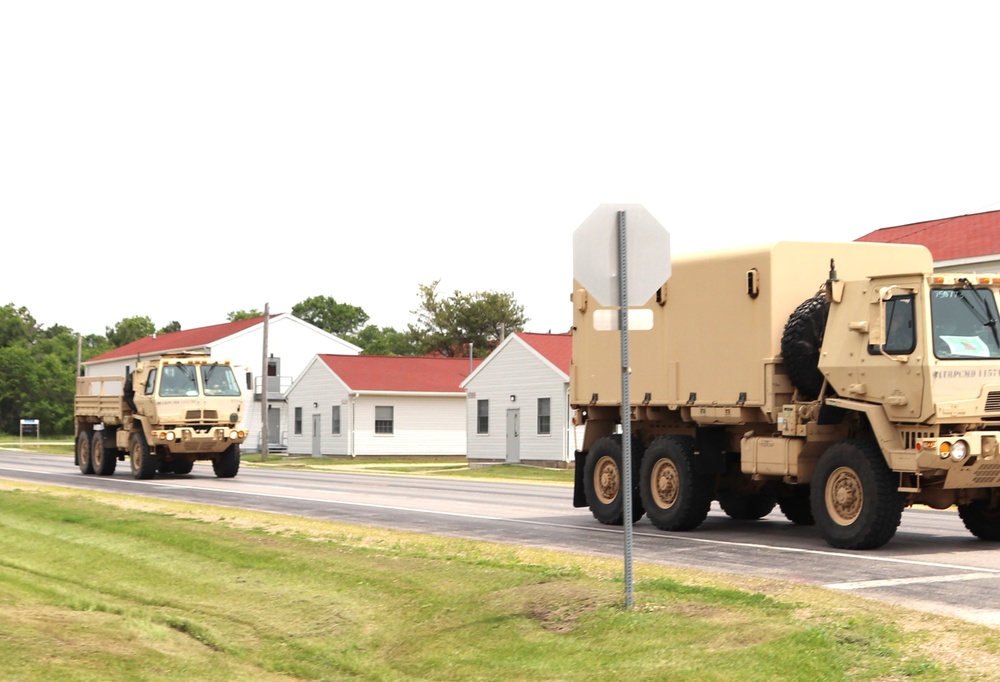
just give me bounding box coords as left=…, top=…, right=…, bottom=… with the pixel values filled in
left=246, top=371, right=253, bottom=391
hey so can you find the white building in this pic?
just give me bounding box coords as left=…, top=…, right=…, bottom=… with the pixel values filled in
left=461, top=332, right=577, bottom=468
left=82, top=314, right=360, bottom=452
left=284, top=354, right=481, bottom=457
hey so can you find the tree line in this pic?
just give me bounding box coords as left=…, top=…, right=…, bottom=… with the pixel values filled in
left=0, top=282, right=526, bottom=436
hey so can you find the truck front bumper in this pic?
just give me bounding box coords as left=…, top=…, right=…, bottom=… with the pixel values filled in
left=909, top=432, right=1000, bottom=488
left=150, top=427, right=248, bottom=453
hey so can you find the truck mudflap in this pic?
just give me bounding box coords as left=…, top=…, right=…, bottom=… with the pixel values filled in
left=573, top=450, right=588, bottom=507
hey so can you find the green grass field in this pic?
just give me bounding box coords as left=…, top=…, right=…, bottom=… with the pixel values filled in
left=1, top=480, right=998, bottom=681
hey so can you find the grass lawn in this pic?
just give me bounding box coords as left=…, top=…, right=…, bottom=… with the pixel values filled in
left=0, top=479, right=998, bottom=681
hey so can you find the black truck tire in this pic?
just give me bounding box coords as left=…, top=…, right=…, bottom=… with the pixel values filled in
left=781, top=294, right=830, bottom=400
left=958, top=499, right=1000, bottom=541
left=811, top=440, right=903, bottom=549
left=583, top=436, right=644, bottom=526
left=213, top=444, right=241, bottom=478
left=717, top=490, right=777, bottom=520
left=76, top=429, right=94, bottom=475
left=778, top=486, right=815, bottom=525
left=129, top=432, right=158, bottom=480
left=92, top=431, right=117, bottom=476
left=639, top=436, right=713, bottom=532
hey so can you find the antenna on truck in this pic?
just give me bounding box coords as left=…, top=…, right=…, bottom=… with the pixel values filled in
left=825, top=258, right=841, bottom=302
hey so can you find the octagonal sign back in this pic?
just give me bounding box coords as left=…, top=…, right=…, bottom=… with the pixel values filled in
left=573, top=204, right=671, bottom=307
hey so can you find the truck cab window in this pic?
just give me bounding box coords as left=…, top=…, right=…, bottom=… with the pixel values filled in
left=869, top=295, right=916, bottom=355
left=201, top=365, right=241, bottom=396
left=931, top=287, right=1000, bottom=359
left=144, top=369, right=157, bottom=395
left=159, top=364, right=199, bottom=396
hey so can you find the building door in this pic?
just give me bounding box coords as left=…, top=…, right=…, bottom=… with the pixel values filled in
left=267, top=406, right=281, bottom=447
left=311, top=414, right=322, bottom=458
left=506, top=408, right=520, bottom=464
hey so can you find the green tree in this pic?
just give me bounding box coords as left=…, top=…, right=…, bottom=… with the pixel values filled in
left=407, top=281, right=527, bottom=357
left=350, top=325, right=418, bottom=356
left=105, top=316, right=155, bottom=348
left=0, top=303, right=37, bottom=347
left=158, top=321, right=181, bottom=334
left=228, top=309, right=264, bottom=322
left=0, top=303, right=114, bottom=436
left=292, top=296, right=369, bottom=336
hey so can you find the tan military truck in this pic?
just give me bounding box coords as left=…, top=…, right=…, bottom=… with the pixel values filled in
left=571, top=241, right=1000, bottom=549
left=75, top=353, right=248, bottom=479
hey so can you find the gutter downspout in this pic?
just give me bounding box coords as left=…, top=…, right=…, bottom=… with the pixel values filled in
left=350, top=392, right=359, bottom=458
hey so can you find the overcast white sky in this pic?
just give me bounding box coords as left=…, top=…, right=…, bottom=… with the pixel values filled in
left=3, top=2, right=1000, bottom=338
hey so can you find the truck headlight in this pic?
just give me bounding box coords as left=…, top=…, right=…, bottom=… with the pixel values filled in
left=951, top=440, right=969, bottom=462
left=165, top=432, right=175, bottom=442
left=229, top=430, right=239, bottom=440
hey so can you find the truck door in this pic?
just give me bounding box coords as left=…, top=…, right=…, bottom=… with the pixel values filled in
left=866, top=292, right=924, bottom=421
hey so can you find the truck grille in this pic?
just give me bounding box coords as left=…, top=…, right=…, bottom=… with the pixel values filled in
left=974, top=463, right=1000, bottom=485
left=185, top=410, right=220, bottom=422
left=987, top=392, right=1000, bottom=412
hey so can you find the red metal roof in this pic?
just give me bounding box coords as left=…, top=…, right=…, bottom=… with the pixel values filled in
left=87, top=316, right=270, bottom=362
left=856, top=210, right=1000, bottom=262
left=318, top=354, right=482, bottom=393
left=516, top=332, right=572, bottom=374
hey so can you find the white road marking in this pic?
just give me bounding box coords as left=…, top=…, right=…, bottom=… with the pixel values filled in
left=826, top=573, right=1000, bottom=590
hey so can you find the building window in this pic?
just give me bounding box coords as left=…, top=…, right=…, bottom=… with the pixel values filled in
left=537, top=398, right=551, bottom=435
left=294, top=407, right=302, bottom=435
left=331, top=405, right=341, bottom=435
left=477, top=399, right=489, bottom=434
left=375, top=406, right=394, bottom=434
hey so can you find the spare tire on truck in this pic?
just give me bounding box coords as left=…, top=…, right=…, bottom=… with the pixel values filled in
left=781, top=294, right=830, bottom=400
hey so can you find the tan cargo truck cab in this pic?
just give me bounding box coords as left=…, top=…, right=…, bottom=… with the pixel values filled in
left=571, top=241, right=1000, bottom=549
left=75, top=353, right=248, bottom=479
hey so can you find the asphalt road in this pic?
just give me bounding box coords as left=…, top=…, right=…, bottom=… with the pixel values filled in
left=2, top=450, right=1000, bottom=628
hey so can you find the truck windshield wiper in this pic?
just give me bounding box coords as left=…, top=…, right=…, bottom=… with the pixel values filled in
left=957, top=278, right=1000, bottom=347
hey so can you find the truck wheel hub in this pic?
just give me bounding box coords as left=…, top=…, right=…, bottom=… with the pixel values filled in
left=594, top=455, right=619, bottom=504
left=652, top=459, right=679, bottom=509
left=827, top=466, right=863, bottom=525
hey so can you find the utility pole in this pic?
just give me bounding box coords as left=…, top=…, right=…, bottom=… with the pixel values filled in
left=260, top=303, right=269, bottom=463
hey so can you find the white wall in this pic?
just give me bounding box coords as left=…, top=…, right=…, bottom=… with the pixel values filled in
left=349, top=395, right=466, bottom=457
left=285, top=359, right=467, bottom=457
left=464, top=338, right=573, bottom=465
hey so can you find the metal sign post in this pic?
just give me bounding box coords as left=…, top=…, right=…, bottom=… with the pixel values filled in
left=573, top=203, right=671, bottom=611
left=617, top=210, right=635, bottom=610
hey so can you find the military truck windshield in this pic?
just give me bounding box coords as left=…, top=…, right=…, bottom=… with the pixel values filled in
left=159, top=364, right=199, bottom=396
left=931, top=287, right=1000, bottom=359
left=201, top=364, right=241, bottom=396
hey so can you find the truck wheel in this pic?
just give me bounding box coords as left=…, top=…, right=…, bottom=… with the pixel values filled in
left=811, top=440, right=902, bottom=549
left=717, top=490, right=776, bottom=520
left=778, top=486, right=815, bottom=525
left=129, top=433, right=158, bottom=480
left=76, top=430, right=94, bottom=475
left=639, top=436, right=712, bottom=531
left=958, top=499, right=1000, bottom=541
left=172, top=460, right=194, bottom=475
left=781, top=294, right=829, bottom=400
left=92, top=431, right=116, bottom=476
left=213, top=444, right=241, bottom=478
left=583, top=436, right=643, bottom=525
